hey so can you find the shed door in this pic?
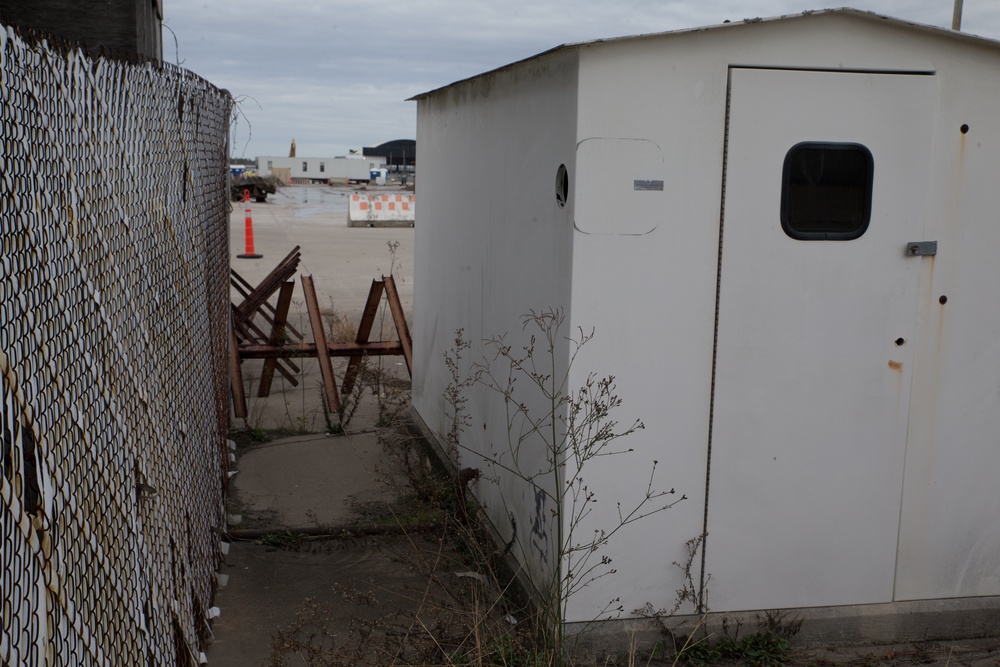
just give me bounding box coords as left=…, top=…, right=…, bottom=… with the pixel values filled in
left=705, top=68, right=935, bottom=610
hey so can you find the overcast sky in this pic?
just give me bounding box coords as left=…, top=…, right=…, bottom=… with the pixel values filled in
left=162, top=1, right=1000, bottom=160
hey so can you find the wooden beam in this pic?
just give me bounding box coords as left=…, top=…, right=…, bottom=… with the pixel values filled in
left=342, top=279, right=385, bottom=396
left=258, top=281, right=295, bottom=397
left=231, top=268, right=303, bottom=340
left=356, top=279, right=385, bottom=341
left=229, top=322, right=247, bottom=419
left=230, top=246, right=303, bottom=337
left=383, top=275, right=412, bottom=375
left=301, top=275, right=341, bottom=414
left=231, top=303, right=301, bottom=387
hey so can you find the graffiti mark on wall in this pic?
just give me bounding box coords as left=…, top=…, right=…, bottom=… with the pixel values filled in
left=530, top=487, right=550, bottom=563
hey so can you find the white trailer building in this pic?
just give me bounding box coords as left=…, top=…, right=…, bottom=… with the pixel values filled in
left=410, top=9, right=1000, bottom=641
left=255, top=155, right=384, bottom=182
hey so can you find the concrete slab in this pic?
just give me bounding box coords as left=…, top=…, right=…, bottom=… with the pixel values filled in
left=207, top=536, right=434, bottom=667
left=207, top=426, right=433, bottom=666
left=229, top=432, right=397, bottom=531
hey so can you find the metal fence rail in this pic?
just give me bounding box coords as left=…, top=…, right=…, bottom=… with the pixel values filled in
left=0, top=24, right=232, bottom=665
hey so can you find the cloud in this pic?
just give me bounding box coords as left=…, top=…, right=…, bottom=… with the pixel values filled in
left=165, top=0, right=1000, bottom=159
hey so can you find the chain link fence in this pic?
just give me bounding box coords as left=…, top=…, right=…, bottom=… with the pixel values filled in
left=1, top=23, right=232, bottom=665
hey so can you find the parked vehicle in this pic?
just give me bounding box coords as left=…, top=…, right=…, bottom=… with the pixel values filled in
left=231, top=174, right=279, bottom=202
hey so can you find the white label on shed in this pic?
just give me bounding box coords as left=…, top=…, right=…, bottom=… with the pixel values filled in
left=575, top=137, right=664, bottom=235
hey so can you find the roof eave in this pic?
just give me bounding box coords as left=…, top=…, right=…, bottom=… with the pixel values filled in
left=407, top=7, right=1000, bottom=102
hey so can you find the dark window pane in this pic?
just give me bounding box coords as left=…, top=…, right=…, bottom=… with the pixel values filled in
left=781, top=143, right=873, bottom=240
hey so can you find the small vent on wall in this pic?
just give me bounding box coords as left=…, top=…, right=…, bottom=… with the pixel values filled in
left=556, top=164, right=568, bottom=207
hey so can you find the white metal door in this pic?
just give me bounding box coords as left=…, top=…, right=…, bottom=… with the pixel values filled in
left=705, top=68, right=935, bottom=610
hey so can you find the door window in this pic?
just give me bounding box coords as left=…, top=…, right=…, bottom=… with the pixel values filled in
left=781, top=142, right=873, bottom=240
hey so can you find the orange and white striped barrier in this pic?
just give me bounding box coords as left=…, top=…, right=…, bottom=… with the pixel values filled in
left=348, top=192, right=415, bottom=227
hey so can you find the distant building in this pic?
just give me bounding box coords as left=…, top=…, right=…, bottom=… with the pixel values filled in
left=256, top=155, right=385, bottom=183
left=3, top=0, right=163, bottom=60
left=363, top=139, right=415, bottom=170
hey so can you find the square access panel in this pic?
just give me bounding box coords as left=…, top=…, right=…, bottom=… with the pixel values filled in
left=574, top=138, right=664, bottom=235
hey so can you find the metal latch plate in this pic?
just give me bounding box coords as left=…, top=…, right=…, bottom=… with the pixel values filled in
left=906, top=241, right=937, bottom=256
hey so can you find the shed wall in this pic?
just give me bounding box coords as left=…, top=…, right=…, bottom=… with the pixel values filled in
left=894, top=38, right=1000, bottom=600
left=413, top=49, right=580, bottom=592
left=566, top=14, right=1000, bottom=620
left=415, top=10, right=1000, bottom=625
left=565, top=29, right=735, bottom=622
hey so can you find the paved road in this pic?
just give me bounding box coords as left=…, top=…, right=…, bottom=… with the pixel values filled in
left=230, top=183, right=413, bottom=319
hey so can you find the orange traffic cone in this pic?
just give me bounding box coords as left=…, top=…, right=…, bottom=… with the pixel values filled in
left=237, top=189, right=262, bottom=259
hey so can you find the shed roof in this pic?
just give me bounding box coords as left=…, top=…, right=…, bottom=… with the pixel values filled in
left=409, top=7, right=1000, bottom=101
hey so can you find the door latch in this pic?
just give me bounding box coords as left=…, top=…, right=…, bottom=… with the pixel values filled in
left=906, top=241, right=937, bottom=257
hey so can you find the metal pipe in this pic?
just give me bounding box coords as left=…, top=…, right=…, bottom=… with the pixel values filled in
left=952, top=0, right=964, bottom=31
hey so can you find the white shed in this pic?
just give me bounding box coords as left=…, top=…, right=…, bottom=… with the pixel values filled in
left=410, top=9, right=1000, bottom=636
